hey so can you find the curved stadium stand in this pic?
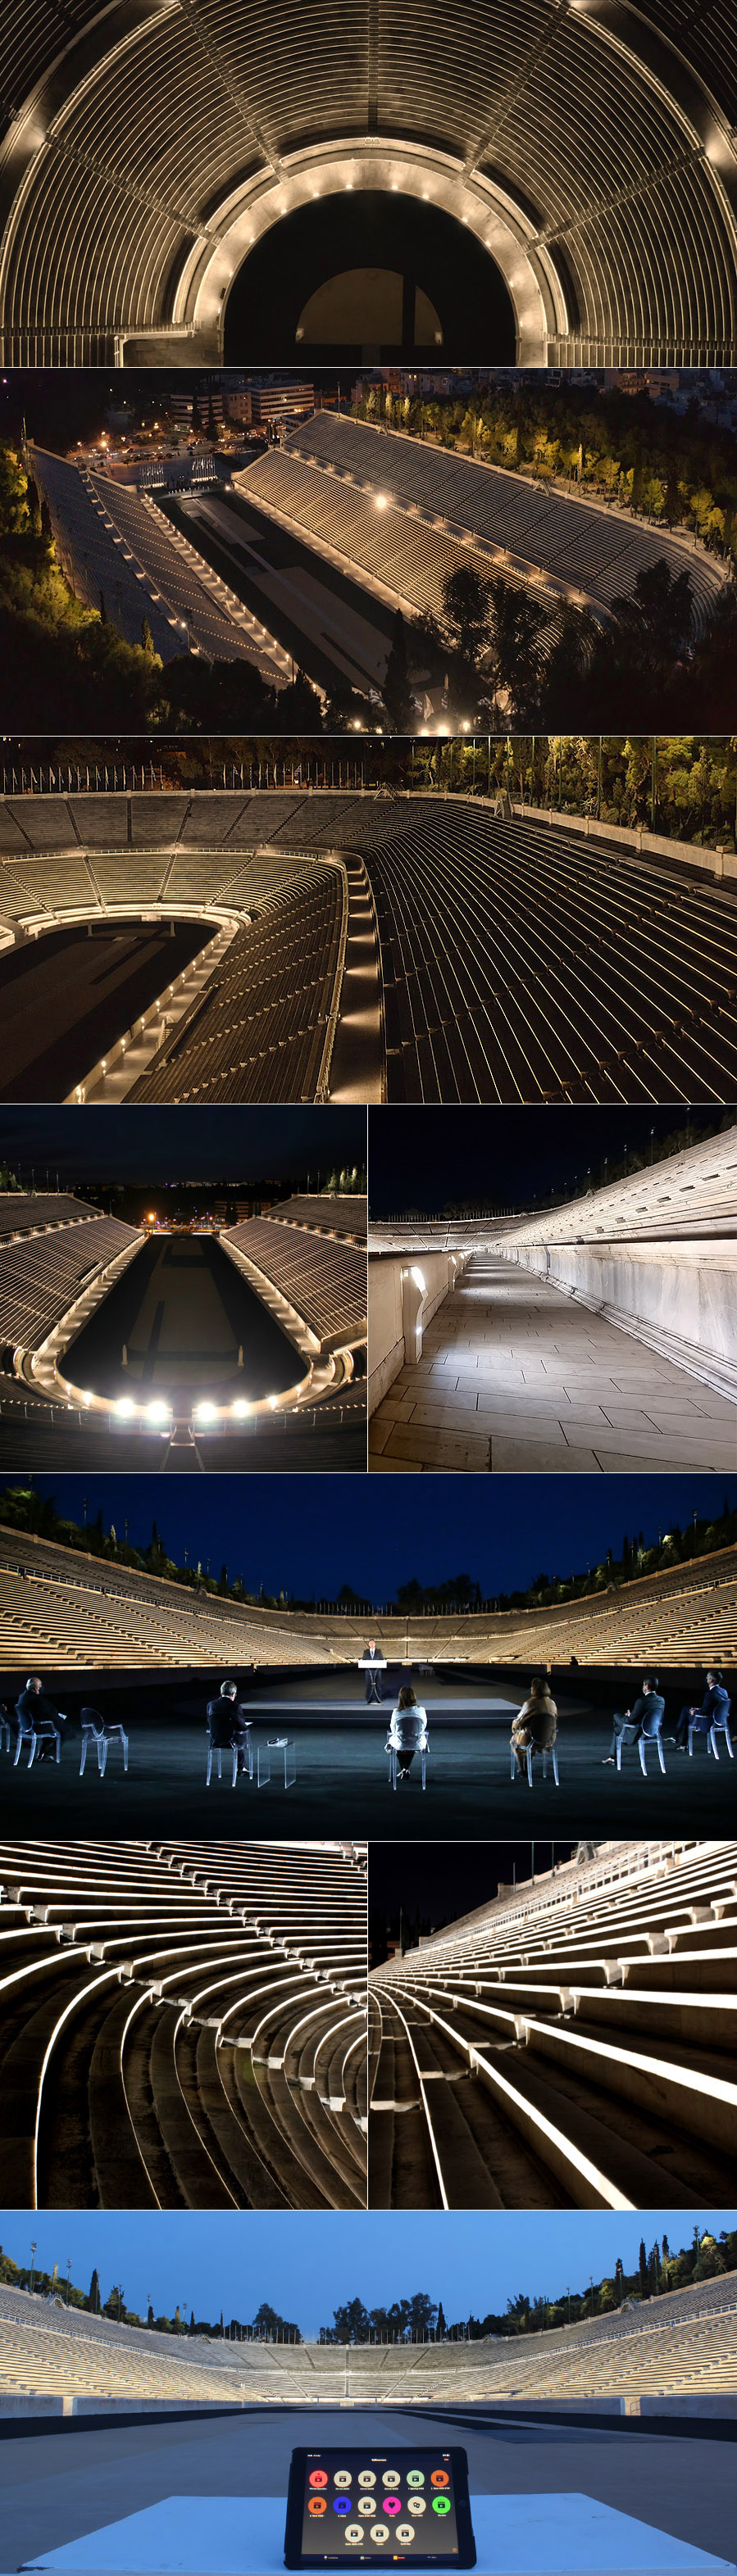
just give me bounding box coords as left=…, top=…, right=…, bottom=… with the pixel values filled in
left=0, top=2270, right=735, bottom=2410
left=0, top=1526, right=735, bottom=1667
left=368, top=1839, right=737, bottom=2211
left=0, top=1191, right=366, bottom=1472
left=2, top=791, right=737, bottom=1107
left=0, top=1839, right=367, bottom=2210
left=2, top=4, right=737, bottom=366
left=238, top=415, right=726, bottom=639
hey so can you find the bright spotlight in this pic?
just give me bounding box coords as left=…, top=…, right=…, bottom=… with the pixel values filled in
left=116, top=1397, right=135, bottom=1418
left=194, top=1401, right=219, bottom=1422
left=233, top=1400, right=252, bottom=1417
left=375, top=493, right=388, bottom=510
left=267, top=1395, right=279, bottom=1410
left=146, top=1400, right=171, bottom=1423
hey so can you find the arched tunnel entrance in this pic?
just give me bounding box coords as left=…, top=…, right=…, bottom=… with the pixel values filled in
left=223, top=191, right=516, bottom=361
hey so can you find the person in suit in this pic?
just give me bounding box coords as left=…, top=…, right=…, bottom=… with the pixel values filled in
left=15, top=1677, right=66, bottom=1762
left=360, top=1639, right=386, bottom=1703
left=603, top=1675, right=665, bottom=1762
left=385, top=1684, right=428, bottom=1780
left=676, top=1671, right=731, bottom=1748
left=511, top=1677, right=557, bottom=1775
left=206, top=1679, right=252, bottom=1774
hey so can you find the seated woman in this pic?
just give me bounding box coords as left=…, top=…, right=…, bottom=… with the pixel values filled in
left=511, top=1676, right=557, bottom=1775
left=385, top=1683, right=429, bottom=1780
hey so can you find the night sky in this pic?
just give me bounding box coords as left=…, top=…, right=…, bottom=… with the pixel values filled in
left=368, top=1105, right=726, bottom=1217
left=369, top=1843, right=577, bottom=1929
left=0, top=1105, right=366, bottom=1187
left=10, top=1473, right=735, bottom=1599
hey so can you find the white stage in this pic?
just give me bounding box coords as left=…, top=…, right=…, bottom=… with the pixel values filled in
left=19, top=2491, right=737, bottom=2576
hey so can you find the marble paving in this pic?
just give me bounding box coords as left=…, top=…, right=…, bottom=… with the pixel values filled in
left=369, top=1259, right=737, bottom=1474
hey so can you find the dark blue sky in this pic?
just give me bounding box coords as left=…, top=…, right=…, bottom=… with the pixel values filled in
left=2, top=2211, right=733, bottom=2329
left=369, top=1107, right=725, bottom=1217
left=16, top=1474, right=736, bottom=1597
left=0, top=1107, right=366, bottom=1186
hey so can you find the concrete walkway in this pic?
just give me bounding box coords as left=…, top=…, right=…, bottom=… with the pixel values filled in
left=369, top=1257, right=737, bottom=1472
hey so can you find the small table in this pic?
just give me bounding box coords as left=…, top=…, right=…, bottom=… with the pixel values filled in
left=257, top=1736, right=297, bottom=1788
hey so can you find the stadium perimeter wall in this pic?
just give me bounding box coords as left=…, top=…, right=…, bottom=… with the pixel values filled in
left=367, top=1253, right=462, bottom=1413
left=511, top=805, right=737, bottom=882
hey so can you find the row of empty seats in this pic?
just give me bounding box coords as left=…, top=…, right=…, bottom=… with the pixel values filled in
left=369, top=1840, right=737, bottom=2211
left=1, top=2272, right=735, bottom=2410
left=272, top=1195, right=367, bottom=1244
left=128, top=871, right=343, bottom=1103
left=7, top=791, right=735, bottom=1105
left=0, top=1212, right=139, bottom=1349
left=0, top=1195, right=95, bottom=1239
left=222, top=1217, right=367, bottom=1353
left=280, top=418, right=725, bottom=632
left=1, top=1523, right=736, bottom=1667
left=0, top=1841, right=367, bottom=2211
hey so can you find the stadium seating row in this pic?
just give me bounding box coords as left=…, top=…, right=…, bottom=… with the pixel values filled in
left=369, top=1840, right=737, bottom=2211
left=272, top=416, right=724, bottom=635
left=0, top=1841, right=367, bottom=2211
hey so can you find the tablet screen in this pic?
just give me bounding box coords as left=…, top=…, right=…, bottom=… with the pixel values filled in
left=297, top=2447, right=462, bottom=2561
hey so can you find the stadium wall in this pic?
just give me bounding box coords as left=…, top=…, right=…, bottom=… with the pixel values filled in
left=484, top=1238, right=737, bottom=1402
left=512, top=805, right=737, bottom=883
left=367, top=1254, right=465, bottom=1413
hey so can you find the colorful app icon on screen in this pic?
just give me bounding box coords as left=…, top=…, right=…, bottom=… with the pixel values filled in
left=334, top=2499, right=352, bottom=2516
left=358, top=2472, right=377, bottom=2488
left=430, top=2472, right=449, bottom=2488
left=334, top=2473, right=353, bottom=2489
left=344, top=2529, right=363, bottom=2547
left=432, top=2497, right=452, bottom=2515
left=407, top=2474, right=425, bottom=2489
left=396, top=2529, right=416, bottom=2547
left=308, top=2497, right=327, bottom=2516
left=309, top=2471, right=329, bottom=2488
left=384, top=2498, right=401, bottom=2516
left=382, top=2473, right=401, bottom=2489
left=370, top=2527, right=389, bottom=2546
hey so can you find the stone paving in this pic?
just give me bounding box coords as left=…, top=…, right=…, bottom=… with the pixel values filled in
left=369, top=1259, right=737, bottom=1473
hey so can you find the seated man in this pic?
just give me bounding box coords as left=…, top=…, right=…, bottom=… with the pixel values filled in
left=15, top=1676, right=66, bottom=1762
left=206, top=1678, right=252, bottom=1775
left=385, top=1684, right=428, bottom=1780
left=676, top=1669, right=731, bottom=1748
left=511, top=1676, right=557, bottom=1775
left=603, top=1674, right=664, bottom=1763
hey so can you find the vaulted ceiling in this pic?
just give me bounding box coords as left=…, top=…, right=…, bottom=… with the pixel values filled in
left=1, top=1, right=736, bottom=361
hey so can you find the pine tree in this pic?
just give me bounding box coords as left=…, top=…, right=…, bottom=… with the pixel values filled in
left=436, top=2300, right=447, bottom=2340
left=639, top=2238, right=648, bottom=2300
left=87, top=2268, right=100, bottom=2315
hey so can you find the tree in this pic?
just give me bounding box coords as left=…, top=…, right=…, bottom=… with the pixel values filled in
left=441, top=562, right=494, bottom=666
left=639, top=2239, right=649, bottom=2301
left=331, top=2297, right=371, bottom=2344
left=141, top=616, right=156, bottom=658
left=436, top=2299, right=448, bottom=2340
left=488, top=575, right=547, bottom=721
left=382, top=611, right=415, bottom=732
left=87, top=2268, right=101, bottom=2315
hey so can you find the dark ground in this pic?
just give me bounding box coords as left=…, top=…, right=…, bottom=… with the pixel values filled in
left=0, top=1669, right=732, bottom=1839
left=0, top=923, right=206, bottom=1099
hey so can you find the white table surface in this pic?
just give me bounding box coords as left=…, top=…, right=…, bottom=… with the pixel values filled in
left=20, top=2490, right=737, bottom=2576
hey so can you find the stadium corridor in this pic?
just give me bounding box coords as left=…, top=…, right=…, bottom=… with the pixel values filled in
left=369, top=1259, right=737, bottom=1473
